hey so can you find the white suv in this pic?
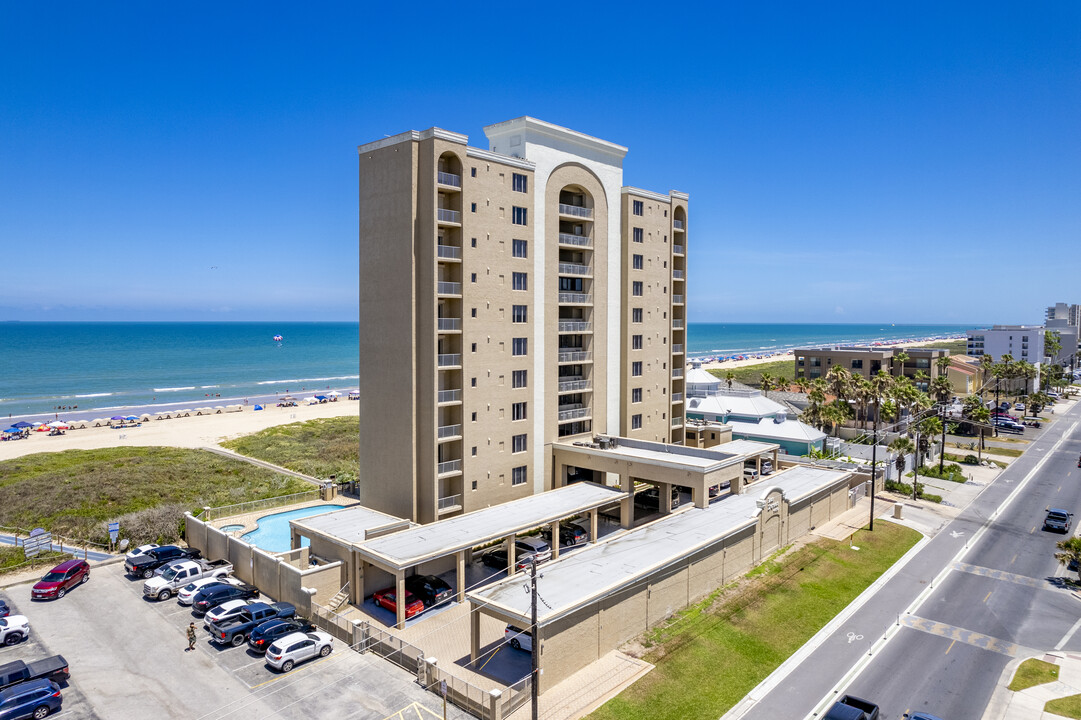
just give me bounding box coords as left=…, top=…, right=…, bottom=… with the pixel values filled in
left=265, top=631, right=333, bottom=672
left=178, top=577, right=241, bottom=606
left=515, top=537, right=552, bottom=563
left=0, top=615, right=30, bottom=646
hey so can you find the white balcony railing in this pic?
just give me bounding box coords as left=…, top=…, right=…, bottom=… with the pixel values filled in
left=437, top=245, right=461, bottom=260
left=558, top=379, right=592, bottom=392
left=558, top=233, right=591, bottom=247
left=673, top=244, right=684, bottom=255
left=559, top=204, right=593, bottom=218
left=437, top=282, right=462, bottom=296
left=437, top=208, right=461, bottom=223
left=438, top=494, right=462, bottom=511
left=672, top=344, right=684, bottom=354
left=671, top=417, right=684, bottom=428
left=558, top=407, right=590, bottom=421
left=437, top=354, right=462, bottom=367
left=672, top=392, right=683, bottom=402
left=672, top=319, right=684, bottom=329
left=437, top=389, right=461, bottom=403
left=672, top=269, right=684, bottom=279
left=558, top=350, right=592, bottom=363
left=558, top=320, right=591, bottom=333
left=673, top=295, right=684, bottom=304
left=438, top=424, right=462, bottom=440
left=437, top=459, right=462, bottom=475
left=673, top=219, right=685, bottom=230
left=437, top=318, right=461, bottom=331
left=558, top=293, right=592, bottom=304
left=672, top=368, right=684, bottom=378
left=437, top=172, right=461, bottom=188
left=558, top=263, right=592, bottom=276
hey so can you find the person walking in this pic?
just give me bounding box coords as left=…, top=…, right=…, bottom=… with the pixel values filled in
left=186, top=623, right=197, bottom=651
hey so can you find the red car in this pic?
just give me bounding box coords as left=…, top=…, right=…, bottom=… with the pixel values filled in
left=32, top=559, right=90, bottom=600
left=372, top=587, right=424, bottom=619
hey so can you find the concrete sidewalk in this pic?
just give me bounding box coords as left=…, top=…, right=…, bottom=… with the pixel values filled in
left=984, top=652, right=1081, bottom=719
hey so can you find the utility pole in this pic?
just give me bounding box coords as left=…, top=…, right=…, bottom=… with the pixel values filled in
left=869, top=418, right=877, bottom=531
left=912, top=426, right=920, bottom=501
left=994, top=376, right=1000, bottom=438
left=530, top=557, right=539, bottom=720
left=939, top=404, right=947, bottom=473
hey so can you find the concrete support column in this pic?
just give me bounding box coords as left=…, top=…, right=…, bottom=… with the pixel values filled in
left=470, top=607, right=481, bottom=665
left=290, top=528, right=301, bottom=550
left=589, top=508, right=598, bottom=543
left=694, top=483, right=708, bottom=509
left=395, top=571, right=406, bottom=629
left=549, top=520, right=560, bottom=559
left=619, top=473, right=633, bottom=529
left=356, top=561, right=366, bottom=605
left=456, top=550, right=466, bottom=603
left=661, top=482, right=673, bottom=514
left=348, top=551, right=358, bottom=605
left=772, top=449, right=779, bottom=470
left=732, top=470, right=743, bottom=496
left=507, top=534, right=517, bottom=576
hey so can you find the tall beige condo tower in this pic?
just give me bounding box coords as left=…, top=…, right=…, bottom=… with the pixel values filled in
left=359, top=118, right=688, bottom=523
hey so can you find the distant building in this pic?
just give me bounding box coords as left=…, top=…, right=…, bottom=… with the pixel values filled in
left=966, top=325, right=1045, bottom=364
left=792, top=346, right=949, bottom=392
left=1046, top=303, right=1081, bottom=326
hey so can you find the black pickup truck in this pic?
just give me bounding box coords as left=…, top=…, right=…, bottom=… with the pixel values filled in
left=824, top=695, right=880, bottom=720
left=207, top=602, right=296, bottom=647
left=0, top=656, right=70, bottom=691
left=124, top=546, right=201, bottom=579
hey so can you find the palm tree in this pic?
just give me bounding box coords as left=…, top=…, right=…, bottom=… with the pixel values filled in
left=1055, top=537, right=1081, bottom=580
left=930, top=375, right=952, bottom=405
left=724, top=371, right=735, bottom=390
left=870, top=370, right=894, bottom=428
left=826, top=365, right=852, bottom=403
left=889, top=436, right=915, bottom=485
left=802, top=379, right=828, bottom=430
left=936, top=356, right=952, bottom=375
left=822, top=400, right=851, bottom=438
left=979, top=354, right=995, bottom=397
left=794, top=377, right=810, bottom=394
left=775, top=375, right=788, bottom=393
left=893, top=351, right=910, bottom=380
left=760, top=372, right=774, bottom=398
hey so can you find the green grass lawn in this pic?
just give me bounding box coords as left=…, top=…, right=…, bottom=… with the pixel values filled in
left=912, top=339, right=968, bottom=355
left=982, top=446, right=1024, bottom=458
left=1045, top=694, right=1081, bottom=718
left=0, top=546, right=72, bottom=576
left=587, top=522, right=921, bottom=720
left=0, top=447, right=311, bottom=545
left=1009, top=658, right=1059, bottom=691
left=707, top=359, right=797, bottom=389
left=221, top=416, right=359, bottom=481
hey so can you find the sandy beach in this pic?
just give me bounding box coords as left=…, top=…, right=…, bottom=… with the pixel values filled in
left=0, top=400, right=359, bottom=462
left=690, top=335, right=965, bottom=373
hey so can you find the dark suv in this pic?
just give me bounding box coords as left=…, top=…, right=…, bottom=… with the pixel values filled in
left=404, top=575, right=453, bottom=608
left=0, top=678, right=62, bottom=719
left=192, top=583, right=260, bottom=615
left=31, top=560, right=89, bottom=601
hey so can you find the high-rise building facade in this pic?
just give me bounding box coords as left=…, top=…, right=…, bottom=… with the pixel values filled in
left=358, top=118, right=688, bottom=523
left=1046, top=303, right=1081, bottom=326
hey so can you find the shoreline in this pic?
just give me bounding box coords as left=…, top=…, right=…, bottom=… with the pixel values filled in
left=690, top=334, right=966, bottom=372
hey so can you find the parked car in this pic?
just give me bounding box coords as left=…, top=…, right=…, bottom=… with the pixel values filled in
left=265, top=631, right=333, bottom=672
left=207, top=602, right=296, bottom=647
left=191, top=583, right=259, bottom=615
left=177, top=577, right=242, bottom=606
left=505, top=625, right=532, bottom=651
left=403, top=575, right=453, bottom=607
left=124, top=546, right=201, bottom=579
left=202, top=600, right=253, bottom=628
left=247, top=618, right=314, bottom=654
left=993, top=418, right=1025, bottom=433
left=542, top=523, right=588, bottom=547
left=760, top=459, right=774, bottom=475
left=372, top=588, right=424, bottom=619
left=480, top=547, right=539, bottom=572
left=1014, top=402, right=1026, bottom=410
left=514, top=537, right=552, bottom=563
left=31, top=560, right=89, bottom=601
left=0, top=678, right=62, bottom=720
left=638, top=486, right=681, bottom=510
left=908, top=713, right=945, bottom=720
left=0, top=600, right=8, bottom=618
left=0, top=657, right=69, bottom=692
left=143, top=559, right=233, bottom=601
left=124, top=543, right=159, bottom=562
left=1044, top=508, right=1072, bottom=533
left=0, top=616, right=29, bottom=647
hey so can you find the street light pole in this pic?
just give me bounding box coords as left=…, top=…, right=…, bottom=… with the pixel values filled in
left=939, top=404, right=947, bottom=473
left=530, top=557, right=539, bottom=720
left=869, top=419, right=877, bottom=531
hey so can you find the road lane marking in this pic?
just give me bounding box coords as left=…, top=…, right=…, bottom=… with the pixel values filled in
left=945, top=640, right=956, bottom=655
left=245, top=653, right=334, bottom=690
left=900, top=615, right=1030, bottom=657
left=1010, top=554, right=1017, bottom=565
left=952, top=561, right=1056, bottom=591
left=805, top=418, right=1079, bottom=720
left=1054, top=617, right=1081, bottom=650
left=983, top=591, right=992, bottom=603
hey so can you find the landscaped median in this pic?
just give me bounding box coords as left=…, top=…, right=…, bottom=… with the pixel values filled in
left=587, top=521, right=921, bottom=720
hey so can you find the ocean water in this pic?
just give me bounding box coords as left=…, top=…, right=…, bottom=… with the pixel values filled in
left=0, top=321, right=977, bottom=420
left=685, top=323, right=975, bottom=359
left=0, top=322, right=359, bottom=419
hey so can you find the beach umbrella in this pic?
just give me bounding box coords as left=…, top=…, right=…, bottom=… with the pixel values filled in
left=124, top=415, right=139, bottom=421
left=110, top=415, right=126, bottom=421
left=3, top=427, right=19, bottom=434
left=12, top=421, right=33, bottom=429
left=48, top=421, right=68, bottom=428
left=327, top=390, right=341, bottom=397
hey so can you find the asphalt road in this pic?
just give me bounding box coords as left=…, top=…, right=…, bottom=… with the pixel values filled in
left=736, top=398, right=1081, bottom=720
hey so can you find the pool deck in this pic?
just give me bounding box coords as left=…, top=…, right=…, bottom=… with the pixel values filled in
left=209, top=498, right=362, bottom=541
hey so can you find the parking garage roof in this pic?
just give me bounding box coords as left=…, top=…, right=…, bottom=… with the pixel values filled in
left=291, top=505, right=410, bottom=547
left=468, top=465, right=852, bottom=627
left=555, top=437, right=745, bottom=472
left=356, top=482, right=627, bottom=571
left=713, top=439, right=779, bottom=456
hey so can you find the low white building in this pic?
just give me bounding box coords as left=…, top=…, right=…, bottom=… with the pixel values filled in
left=966, top=325, right=1046, bottom=364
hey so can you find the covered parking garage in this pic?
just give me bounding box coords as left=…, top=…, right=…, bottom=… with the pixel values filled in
left=467, top=465, right=858, bottom=691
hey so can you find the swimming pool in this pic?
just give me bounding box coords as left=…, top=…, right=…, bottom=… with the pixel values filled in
left=220, top=524, right=245, bottom=532
left=241, top=504, right=345, bottom=553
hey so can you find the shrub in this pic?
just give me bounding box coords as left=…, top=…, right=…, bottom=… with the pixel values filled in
left=963, top=454, right=979, bottom=465
left=885, top=480, right=942, bottom=503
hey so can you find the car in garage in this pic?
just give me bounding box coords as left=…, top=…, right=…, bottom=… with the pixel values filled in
left=0, top=615, right=29, bottom=646
left=514, top=537, right=552, bottom=563
left=403, top=575, right=453, bottom=608
left=1044, top=508, right=1072, bottom=533
left=265, top=631, right=334, bottom=672
left=505, top=625, right=532, bottom=651
left=0, top=678, right=62, bottom=720
left=480, top=547, right=540, bottom=572
left=30, top=560, right=89, bottom=601
left=371, top=588, right=424, bottom=619
left=247, top=618, right=315, bottom=654
left=542, top=523, right=588, bottom=547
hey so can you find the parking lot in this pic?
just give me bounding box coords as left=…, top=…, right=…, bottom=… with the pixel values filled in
left=3, top=561, right=472, bottom=720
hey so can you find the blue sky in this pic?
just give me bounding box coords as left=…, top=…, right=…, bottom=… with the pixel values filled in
left=1, top=2, right=1077, bottom=324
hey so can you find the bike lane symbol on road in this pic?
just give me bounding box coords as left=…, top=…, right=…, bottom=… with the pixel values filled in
left=846, top=631, right=864, bottom=644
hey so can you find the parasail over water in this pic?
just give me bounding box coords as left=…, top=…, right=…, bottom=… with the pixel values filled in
left=273, top=334, right=283, bottom=343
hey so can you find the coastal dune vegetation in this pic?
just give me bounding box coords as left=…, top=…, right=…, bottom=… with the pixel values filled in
left=0, top=447, right=311, bottom=546
left=221, top=416, right=359, bottom=481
